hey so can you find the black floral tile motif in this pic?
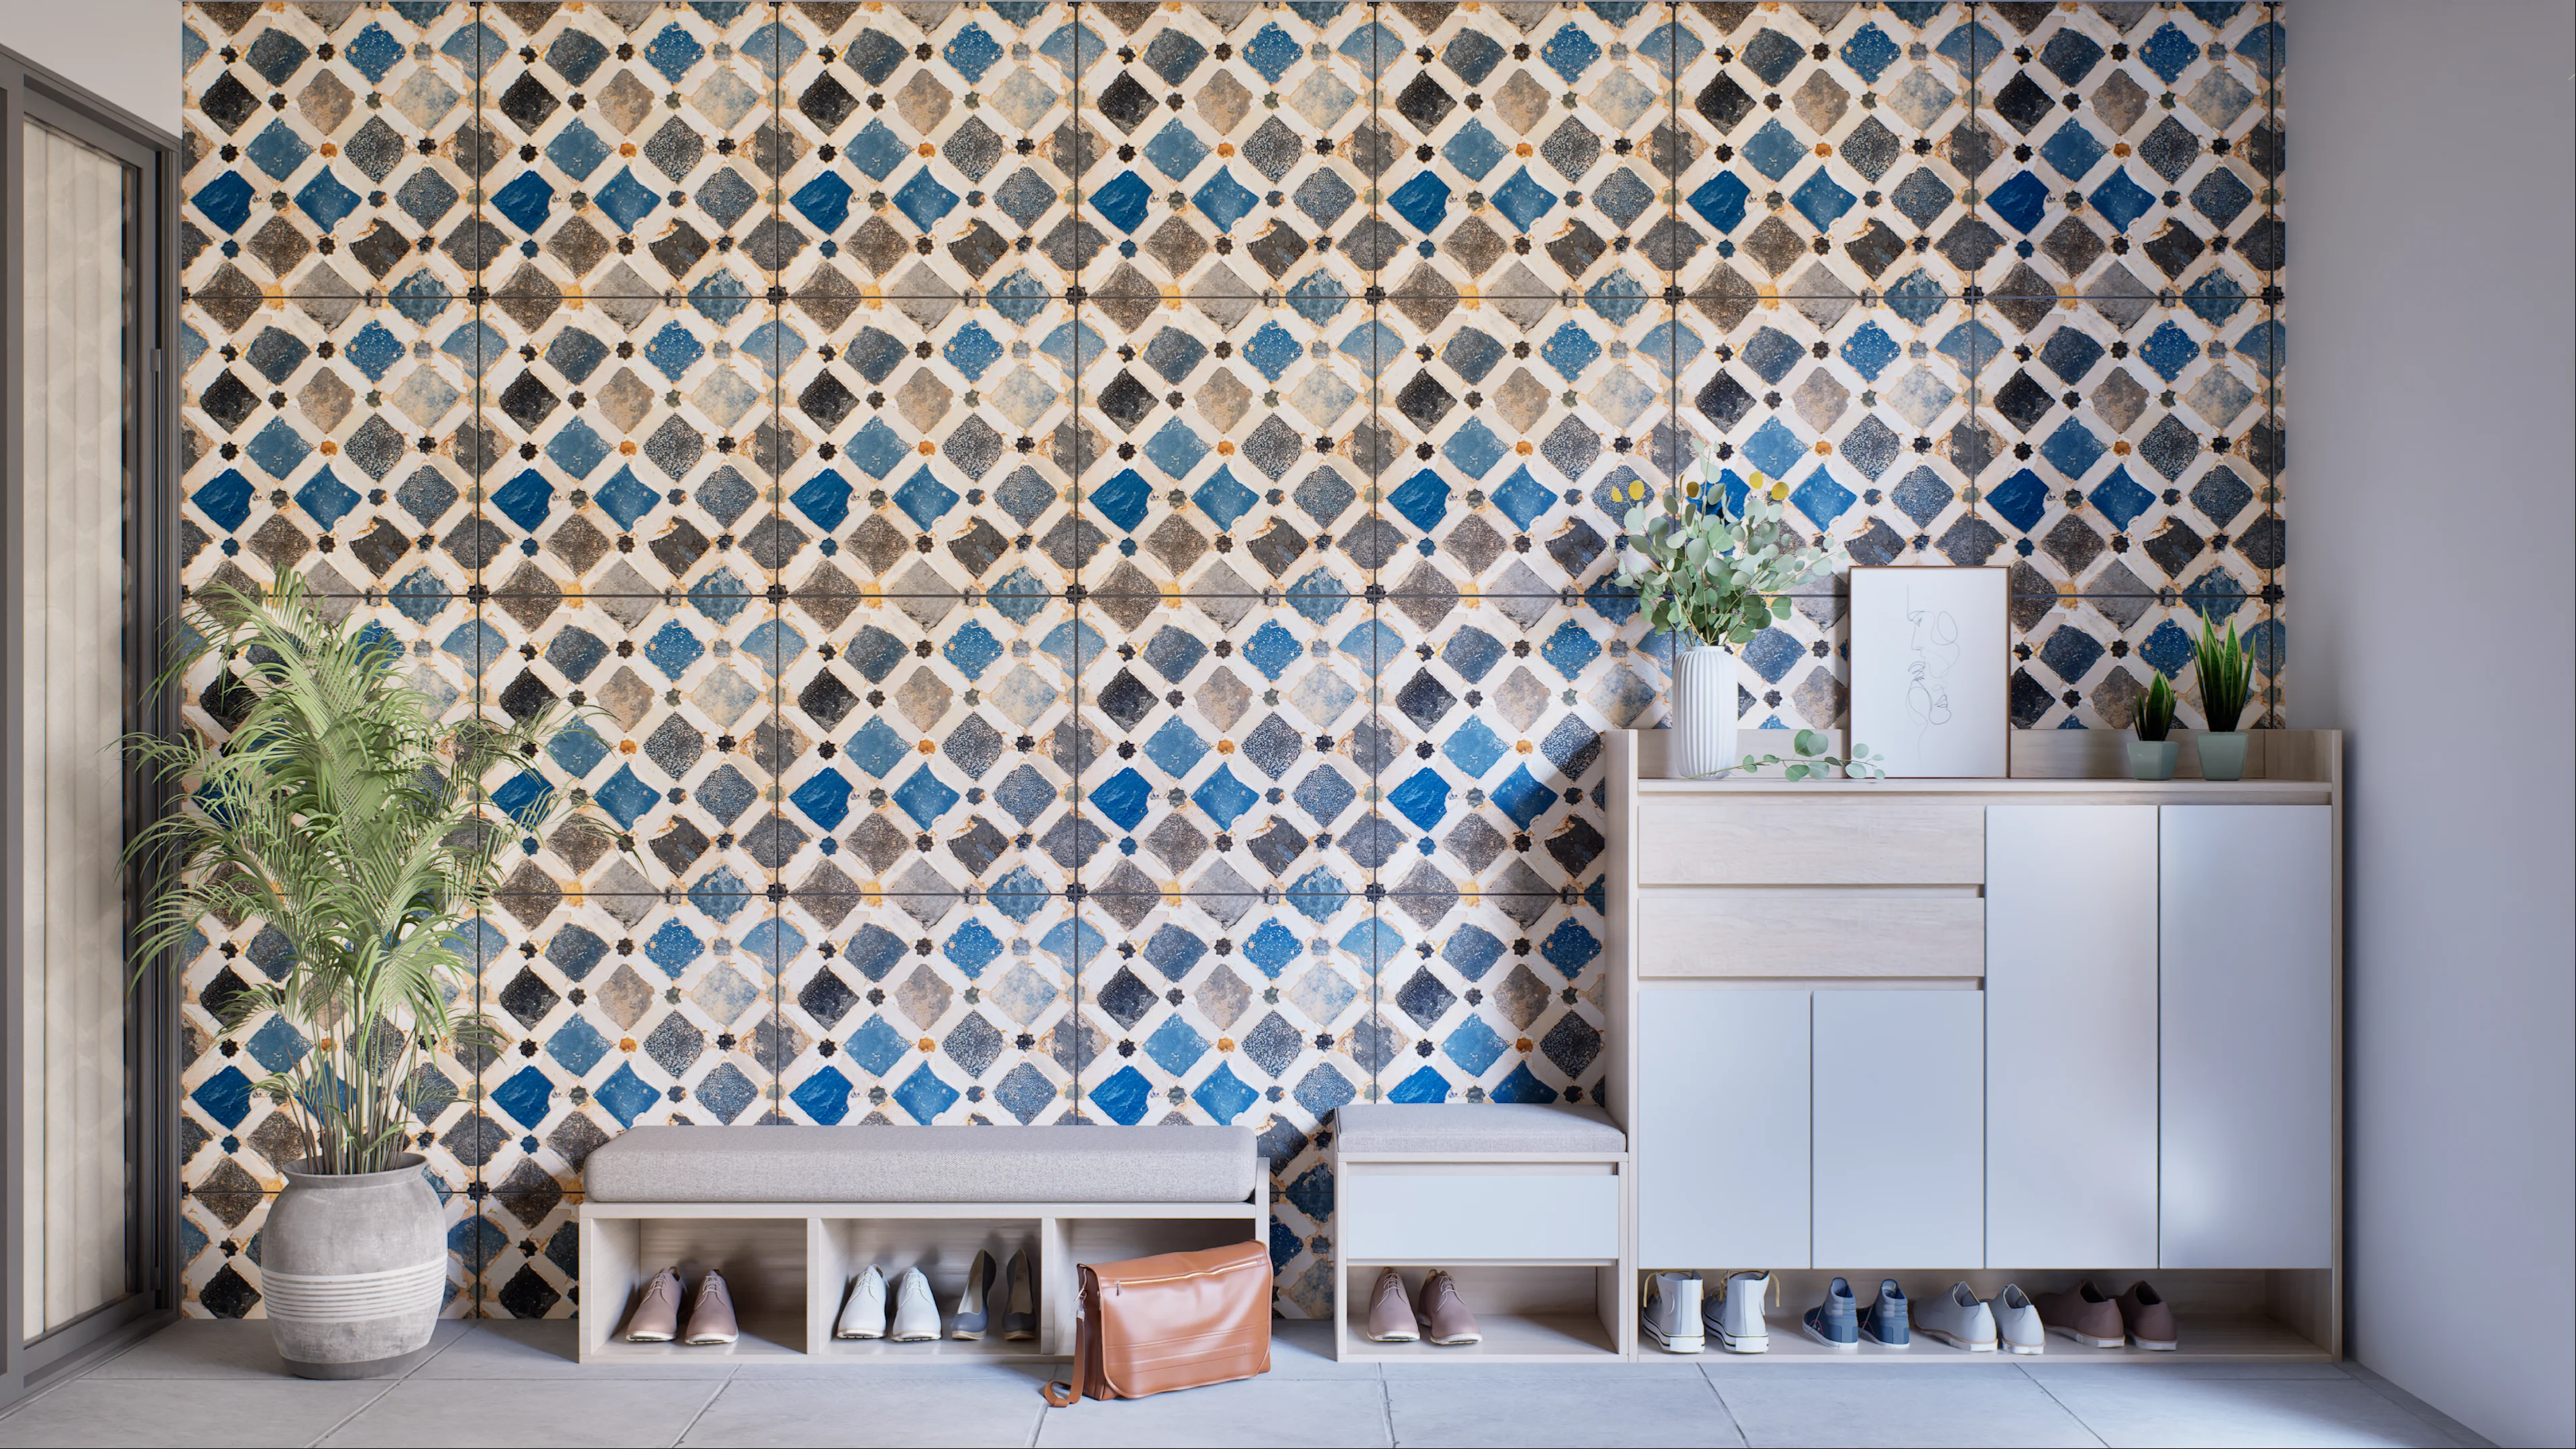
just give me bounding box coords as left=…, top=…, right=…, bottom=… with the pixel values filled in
left=178, top=0, right=2285, bottom=1320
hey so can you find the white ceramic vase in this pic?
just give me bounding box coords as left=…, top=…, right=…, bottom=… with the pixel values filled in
left=1669, top=644, right=1740, bottom=778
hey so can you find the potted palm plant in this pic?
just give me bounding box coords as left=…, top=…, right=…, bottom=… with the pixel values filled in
left=1617, top=441, right=1848, bottom=777
left=2190, top=616, right=2255, bottom=781
left=128, top=581, right=602, bottom=1377
left=2129, top=672, right=2181, bottom=781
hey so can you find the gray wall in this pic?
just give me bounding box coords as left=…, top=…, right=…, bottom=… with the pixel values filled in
left=0, top=0, right=181, bottom=135
left=2296, top=4, right=2576, bottom=1446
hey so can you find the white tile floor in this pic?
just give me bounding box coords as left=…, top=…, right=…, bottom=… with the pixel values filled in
left=0, top=1321, right=2490, bottom=1449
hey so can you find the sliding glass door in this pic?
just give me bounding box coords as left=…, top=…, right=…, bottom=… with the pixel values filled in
left=17, top=116, right=137, bottom=1344
left=0, top=45, right=178, bottom=1405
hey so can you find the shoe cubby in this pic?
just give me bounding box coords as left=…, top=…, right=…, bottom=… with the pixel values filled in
left=1335, top=1265, right=1627, bottom=1364
left=1648, top=1267, right=2335, bottom=1365
left=810, top=1213, right=1046, bottom=1362
left=579, top=1209, right=810, bottom=1362
left=578, top=1198, right=1268, bottom=1367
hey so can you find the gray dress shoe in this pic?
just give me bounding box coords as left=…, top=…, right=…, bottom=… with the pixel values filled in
left=622, top=1267, right=682, bottom=1343
left=684, top=1271, right=739, bottom=1346
left=1000, top=1250, right=1038, bottom=1342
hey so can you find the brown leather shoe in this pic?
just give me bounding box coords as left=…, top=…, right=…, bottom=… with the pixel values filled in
left=1364, top=1267, right=1419, bottom=1343
left=2033, top=1280, right=2125, bottom=1349
left=2117, top=1280, right=2178, bottom=1350
left=1415, top=1269, right=1483, bottom=1346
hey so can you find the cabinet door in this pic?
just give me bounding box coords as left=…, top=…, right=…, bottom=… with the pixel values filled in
left=1986, top=806, right=2161, bottom=1268
left=2159, top=805, right=2333, bottom=1268
left=1638, top=987, right=1809, bottom=1269
left=1813, top=988, right=1984, bottom=1267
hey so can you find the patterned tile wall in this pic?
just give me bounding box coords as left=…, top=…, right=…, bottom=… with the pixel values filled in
left=174, top=0, right=2282, bottom=1318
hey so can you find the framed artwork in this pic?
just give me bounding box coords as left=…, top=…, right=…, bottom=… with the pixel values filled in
left=1849, top=566, right=2010, bottom=778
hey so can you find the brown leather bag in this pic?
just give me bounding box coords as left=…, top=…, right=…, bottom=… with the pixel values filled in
left=1041, top=1240, right=1271, bottom=1405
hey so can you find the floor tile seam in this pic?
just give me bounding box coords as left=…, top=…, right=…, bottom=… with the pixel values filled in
left=2011, top=1357, right=2113, bottom=1449
left=298, top=1375, right=403, bottom=1448
left=1695, top=1356, right=1754, bottom=1448
left=667, top=1372, right=741, bottom=1449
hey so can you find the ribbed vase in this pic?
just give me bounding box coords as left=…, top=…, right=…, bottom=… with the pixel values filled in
left=266, top=1155, right=446, bottom=1379
left=1669, top=645, right=1741, bottom=779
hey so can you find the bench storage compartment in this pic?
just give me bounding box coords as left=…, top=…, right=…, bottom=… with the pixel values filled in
left=576, top=1126, right=1264, bottom=1366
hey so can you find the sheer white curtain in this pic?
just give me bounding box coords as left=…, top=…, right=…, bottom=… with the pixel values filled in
left=19, top=121, right=131, bottom=1340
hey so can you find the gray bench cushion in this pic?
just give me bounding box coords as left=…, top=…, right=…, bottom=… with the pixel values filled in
left=1335, top=1104, right=1626, bottom=1155
left=582, top=1125, right=1258, bottom=1204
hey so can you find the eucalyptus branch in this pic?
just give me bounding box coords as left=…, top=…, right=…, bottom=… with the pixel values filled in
left=1614, top=437, right=1849, bottom=650
left=1678, top=729, right=1890, bottom=782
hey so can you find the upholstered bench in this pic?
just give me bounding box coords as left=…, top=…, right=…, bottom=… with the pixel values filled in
left=577, top=1125, right=1265, bottom=1365
left=1329, top=1103, right=1634, bottom=1362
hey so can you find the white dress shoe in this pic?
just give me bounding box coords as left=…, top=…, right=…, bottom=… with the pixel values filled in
left=1992, top=1283, right=2046, bottom=1355
left=835, top=1265, right=888, bottom=1339
left=890, top=1267, right=942, bottom=1342
left=1915, top=1281, right=1998, bottom=1351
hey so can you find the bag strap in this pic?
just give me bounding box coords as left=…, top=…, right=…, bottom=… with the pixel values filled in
left=1041, top=1267, right=1099, bottom=1406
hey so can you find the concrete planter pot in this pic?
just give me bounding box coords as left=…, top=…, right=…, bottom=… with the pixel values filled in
left=1668, top=645, right=1741, bottom=778
left=266, top=1154, right=446, bottom=1379
left=2196, top=730, right=2249, bottom=781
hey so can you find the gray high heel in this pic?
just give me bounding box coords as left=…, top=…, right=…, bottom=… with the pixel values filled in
left=952, top=1249, right=998, bottom=1340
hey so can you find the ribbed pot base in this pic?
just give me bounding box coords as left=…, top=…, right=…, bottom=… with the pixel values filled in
left=282, top=1342, right=441, bottom=1380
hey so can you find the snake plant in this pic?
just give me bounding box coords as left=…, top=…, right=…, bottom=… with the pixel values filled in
left=2192, top=616, right=2253, bottom=731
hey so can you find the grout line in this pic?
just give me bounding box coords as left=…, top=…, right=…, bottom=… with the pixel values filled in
left=470, top=0, right=492, bottom=1324
left=665, top=1373, right=737, bottom=1449
left=299, top=1378, right=403, bottom=1449
left=2013, top=1359, right=2112, bottom=1449
left=1698, top=1358, right=1752, bottom=1448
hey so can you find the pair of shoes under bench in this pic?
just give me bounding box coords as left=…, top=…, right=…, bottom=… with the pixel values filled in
left=620, top=1268, right=737, bottom=1346
left=1362, top=1267, right=1483, bottom=1346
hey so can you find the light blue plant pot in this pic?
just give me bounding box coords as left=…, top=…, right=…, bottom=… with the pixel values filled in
left=2196, top=731, right=2249, bottom=782
left=2129, top=739, right=2180, bottom=782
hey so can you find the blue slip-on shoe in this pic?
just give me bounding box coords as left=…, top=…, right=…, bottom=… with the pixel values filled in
left=1804, top=1276, right=1860, bottom=1350
left=1860, top=1278, right=1910, bottom=1348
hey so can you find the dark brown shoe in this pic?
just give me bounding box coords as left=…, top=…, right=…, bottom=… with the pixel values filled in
left=2117, top=1280, right=2178, bottom=1350
left=2033, top=1281, right=2125, bottom=1349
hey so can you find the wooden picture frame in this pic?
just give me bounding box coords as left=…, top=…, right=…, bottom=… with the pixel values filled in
left=1847, top=566, right=2010, bottom=778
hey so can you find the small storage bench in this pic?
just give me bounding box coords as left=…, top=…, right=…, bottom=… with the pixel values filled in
left=1330, top=1104, right=1634, bottom=1362
left=577, top=1125, right=1265, bottom=1365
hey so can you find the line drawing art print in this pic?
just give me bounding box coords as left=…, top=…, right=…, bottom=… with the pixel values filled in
left=1851, top=568, right=2008, bottom=778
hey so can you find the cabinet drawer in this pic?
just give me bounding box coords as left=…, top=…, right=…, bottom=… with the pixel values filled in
left=1636, top=800, right=1984, bottom=885
left=1638, top=890, right=1984, bottom=979
left=1340, top=1169, right=1620, bottom=1263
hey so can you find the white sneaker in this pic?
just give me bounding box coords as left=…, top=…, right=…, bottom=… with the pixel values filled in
left=890, top=1267, right=941, bottom=1342
left=1915, top=1281, right=1998, bottom=1352
left=1641, top=1273, right=1705, bottom=1353
left=1992, top=1283, right=2046, bottom=1356
left=1702, top=1271, right=1772, bottom=1353
left=835, top=1265, right=887, bottom=1340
